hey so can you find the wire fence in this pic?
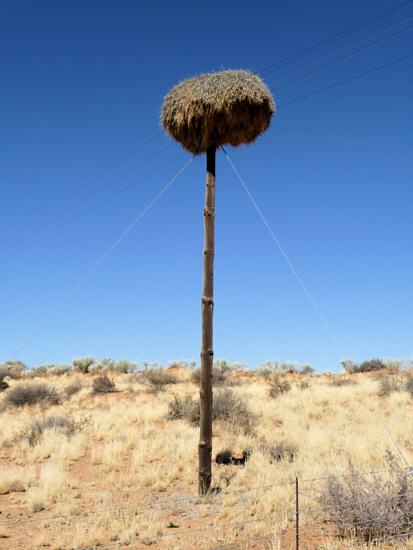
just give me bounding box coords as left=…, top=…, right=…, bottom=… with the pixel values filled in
left=2, top=464, right=413, bottom=549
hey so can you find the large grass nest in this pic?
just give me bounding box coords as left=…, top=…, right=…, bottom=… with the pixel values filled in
left=161, top=70, right=275, bottom=155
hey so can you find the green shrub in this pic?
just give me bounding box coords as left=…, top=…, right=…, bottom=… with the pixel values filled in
left=48, top=364, right=71, bottom=376
left=73, top=356, right=95, bottom=374
left=113, top=359, right=136, bottom=373
left=4, top=383, right=60, bottom=408
left=31, top=364, right=71, bottom=377
left=94, top=358, right=115, bottom=371
left=0, top=360, right=27, bottom=380
left=301, top=365, right=315, bottom=375
left=92, top=375, right=116, bottom=394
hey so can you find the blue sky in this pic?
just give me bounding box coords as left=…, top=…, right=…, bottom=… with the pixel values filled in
left=1, top=0, right=412, bottom=371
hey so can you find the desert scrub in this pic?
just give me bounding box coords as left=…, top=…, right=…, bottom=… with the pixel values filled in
left=377, top=375, right=403, bottom=396
left=405, top=374, right=413, bottom=398
left=92, top=375, right=116, bottom=394
left=167, top=395, right=199, bottom=422
left=4, top=382, right=60, bottom=408
left=190, top=366, right=235, bottom=386
left=319, top=453, right=413, bottom=542
left=0, top=360, right=26, bottom=379
left=167, top=389, right=255, bottom=434
left=64, top=379, right=83, bottom=397
left=266, top=373, right=291, bottom=398
left=21, top=415, right=78, bottom=447
left=73, top=356, right=95, bottom=374
left=142, top=368, right=177, bottom=393
left=256, top=441, right=298, bottom=463
left=328, top=376, right=357, bottom=387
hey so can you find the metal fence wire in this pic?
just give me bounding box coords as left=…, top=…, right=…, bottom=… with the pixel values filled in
left=2, top=464, right=413, bottom=549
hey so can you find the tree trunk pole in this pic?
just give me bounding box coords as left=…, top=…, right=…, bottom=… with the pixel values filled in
left=198, top=145, right=216, bottom=496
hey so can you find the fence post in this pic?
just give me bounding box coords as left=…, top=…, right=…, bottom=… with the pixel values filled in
left=295, top=477, right=299, bottom=550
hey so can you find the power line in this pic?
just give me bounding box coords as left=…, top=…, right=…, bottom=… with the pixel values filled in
left=2, top=147, right=186, bottom=264
left=258, top=0, right=413, bottom=76
left=10, top=158, right=193, bottom=359
left=269, top=17, right=413, bottom=93
left=265, top=125, right=413, bottom=157
left=221, top=146, right=336, bottom=342
left=0, top=127, right=164, bottom=249
left=277, top=51, right=413, bottom=108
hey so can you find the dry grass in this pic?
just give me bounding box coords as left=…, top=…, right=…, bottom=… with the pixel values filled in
left=161, top=69, right=275, bottom=154
left=0, top=369, right=413, bottom=548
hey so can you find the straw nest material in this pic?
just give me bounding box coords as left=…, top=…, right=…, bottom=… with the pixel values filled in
left=161, top=70, right=275, bottom=155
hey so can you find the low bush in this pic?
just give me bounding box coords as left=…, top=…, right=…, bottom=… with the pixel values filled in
left=167, top=390, right=255, bottom=434
left=266, top=374, right=291, bottom=398
left=64, top=379, right=83, bottom=398
left=358, top=358, right=387, bottom=373
left=329, top=377, right=357, bottom=387
left=301, top=365, right=315, bottom=374
left=4, top=383, right=60, bottom=408
left=167, top=395, right=199, bottom=423
left=191, top=367, right=228, bottom=386
left=113, top=359, right=136, bottom=374
left=341, top=358, right=388, bottom=374
left=319, top=453, right=413, bottom=542
left=213, top=390, right=255, bottom=434
left=73, top=356, right=95, bottom=374
left=377, top=376, right=403, bottom=396
left=94, top=358, right=115, bottom=372
left=22, top=415, right=77, bottom=446
left=0, top=360, right=26, bottom=380
left=92, top=375, right=116, bottom=394
left=258, top=361, right=313, bottom=376
left=142, top=368, right=177, bottom=393
left=31, top=366, right=48, bottom=377
left=48, top=364, right=71, bottom=376
left=405, top=375, right=413, bottom=398
left=258, top=441, right=298, bottom=463
left=31, top=364, right=71, bottom=377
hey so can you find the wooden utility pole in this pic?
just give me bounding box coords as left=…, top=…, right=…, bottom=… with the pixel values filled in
left=198, top=145, right=216, bottom=496
left=161, top=69, right=274, bottom=498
